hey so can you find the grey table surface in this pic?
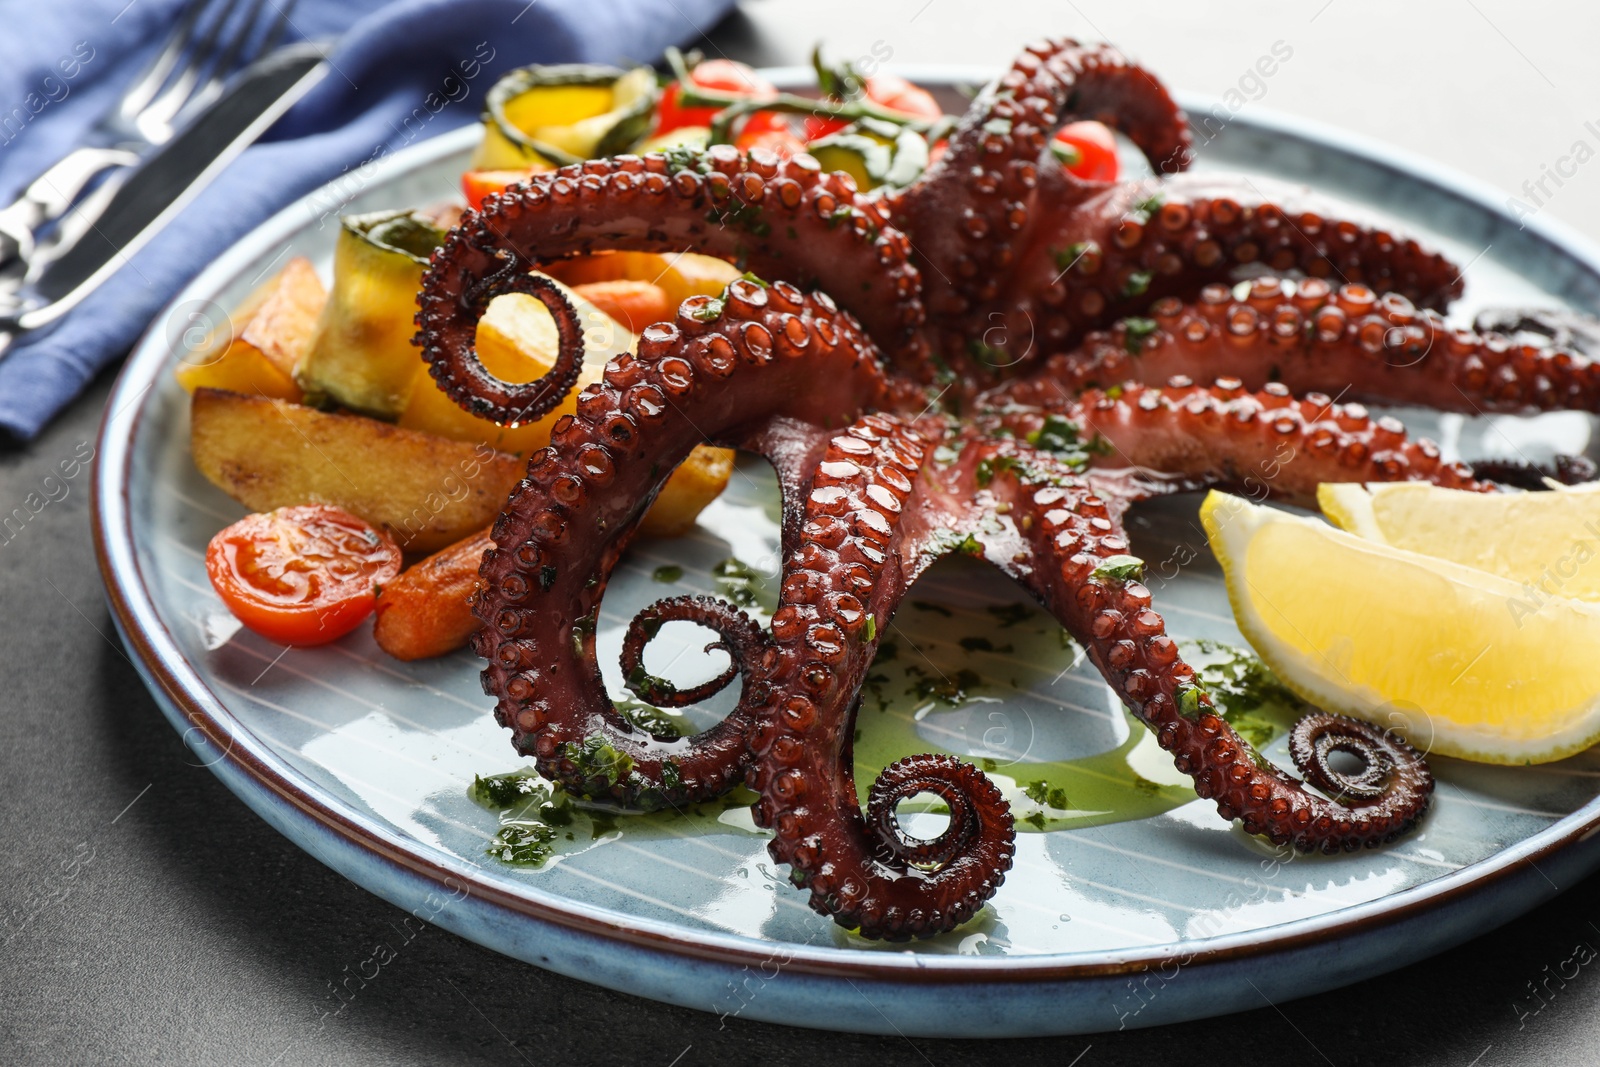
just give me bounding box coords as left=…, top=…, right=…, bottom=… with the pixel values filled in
left=6, top=1, right=1600, bottom=1063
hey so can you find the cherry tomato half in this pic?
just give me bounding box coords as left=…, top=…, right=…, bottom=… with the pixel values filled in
left=461, top=168, right=543, bottom=211
left=1052, top=120, right=1120, bottom=182
left=206, top=505, right=401, bottom=646
left=804, top=73, right=942, bottom=141
left=735, top=126, right=808, bottom=158
left=657, top=59, right=784, bottom=137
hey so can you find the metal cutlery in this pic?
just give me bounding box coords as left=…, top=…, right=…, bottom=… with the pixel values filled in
left=0, top=0, right=298, bottom=276
left=0, top=41, right=329, bottom=361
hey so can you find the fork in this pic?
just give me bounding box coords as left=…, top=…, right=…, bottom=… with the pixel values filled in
left=0, top=0, right=296, bottom=277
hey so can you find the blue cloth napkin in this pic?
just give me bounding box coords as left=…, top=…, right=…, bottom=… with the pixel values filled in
left=0, top=0, right=736, bottom=440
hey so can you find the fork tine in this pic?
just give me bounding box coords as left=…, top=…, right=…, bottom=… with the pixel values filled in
left=136, top=0, right=246, bottom=135
left=114, top=0, right=214, bottom=123
left=254, top=0, right=299, bottom=60
left=171, top=0, right=298, bottom=128
left=203, top=0, right=275, bottom=95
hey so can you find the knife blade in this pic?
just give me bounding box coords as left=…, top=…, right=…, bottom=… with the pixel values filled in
left=0, top=41, right=329, bottom=357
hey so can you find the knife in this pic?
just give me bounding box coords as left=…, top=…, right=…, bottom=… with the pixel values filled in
left=0, top=42, right=329, bottom=360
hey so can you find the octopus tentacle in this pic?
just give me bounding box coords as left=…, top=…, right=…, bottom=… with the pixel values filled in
left=866, top=754, right=1011, bottom=870
left=1007, top=279, right=1600, bottom=415
left=620, top=595, right=768, bottom=710
left=418, top=35, right=1600, bottom=935
left=425, top=270, right=586, bottom=425
left=1077, top=381, right=1481, bottom=500
left=463, top=280, right=889, bottom=807
left=748, top=414, right=1016, bottom=940
left=416, top=147, right=932, bottom=407
left=988, top=444, right=1435, bottom=852
left=999, top=178, right=1465, bottom=365
left=891, top=38, right=1191, bottom=324
left=1468, top=454, right=1598, bottom=489
left=1289, top=713, right=1428, bottom=805
left=991, top=379, right=1482, bottom=503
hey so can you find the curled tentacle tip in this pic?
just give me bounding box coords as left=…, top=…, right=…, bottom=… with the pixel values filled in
left=620, top=595, right=768, bottom=709
left=1288, top=712, right=1434, bottom=809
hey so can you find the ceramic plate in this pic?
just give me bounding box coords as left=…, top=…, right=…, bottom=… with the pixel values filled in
left=94, top=67, right=1600, bottom=1036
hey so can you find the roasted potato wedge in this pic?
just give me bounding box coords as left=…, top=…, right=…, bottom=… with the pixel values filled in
left=175, top=257, right=326, bottom=402
left=640, top=446, right=735, bottom=538
left=190, top=388, right=522, bottom=553
left=240, top=257, right=326, bottom=376
left=396, top=276, right=634, bottom=455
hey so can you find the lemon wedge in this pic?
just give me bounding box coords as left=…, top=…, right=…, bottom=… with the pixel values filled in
left=1201, top=490, right=1600, bottom=764
left=1319, top=480, right=1600, bottom=601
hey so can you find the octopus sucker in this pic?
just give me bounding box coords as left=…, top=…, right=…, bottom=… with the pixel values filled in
left=413, top=36, right=1600, bottom=938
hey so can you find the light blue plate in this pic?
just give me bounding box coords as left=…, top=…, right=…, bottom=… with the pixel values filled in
left=93, top=68, right=1600, bottom=1037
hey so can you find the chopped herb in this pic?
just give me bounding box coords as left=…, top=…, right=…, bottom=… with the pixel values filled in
left=651, top=564, right=684, bottom=583
left=909, top=667, right=982, bottom=706
left=1105, top=384, right=1124, bottom=401
left=563, top=735, right=634, bottom=787
left=1092, top=554, right=1146, bottom=582
left=1024, top=780, right=1070, bottom=809
left=660, top=758, right=683, bottom=793
left=976, top=454, right=1018, bottom=487
left=1050, top=141, right=1083, bottom=167
left=930, top=529, right=984, bottom=558
left=1133, top=191, right=1165, bottom=217
left=983, top=604, right=1034, bottom=629
left=1190, top=638, right=1303, bottom=721
left=486, top=823, right=557, bottom=866
left=958, top=636, right=1014, bottom=653
left=615, top=700, right=684, bottom=739
left=1176, top=682, right=1207, bottom=720
left=1227, top=714, right=1277, bottom=751
left=1025, top=414, right=1085, bottom=454
left=660, top=144, right=708, bottom=176
left=1024, top=811, right=1048, bottom=830
left=1120, top=270, right=1152, bottom=299
left=967, top=339, right=1007, bottom=367
left=712, top=557, right=765, bottom=609
left=689, top=298, right=725, bottom=322
left=471, top=770, right=546, bottom=809
left=737, top=271, right=770, bottom=288
left=1052, top=240, right=1095, bottom=273
left=1123, top=316, right=1159, bottom=354
left=864, top=614, right=877, bottom=642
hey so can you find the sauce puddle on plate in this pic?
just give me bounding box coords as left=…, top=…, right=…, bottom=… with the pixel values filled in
left=471, top=578, right=1305, bottom=868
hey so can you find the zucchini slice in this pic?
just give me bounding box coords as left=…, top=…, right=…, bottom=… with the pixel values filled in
left=473, top=64, right=660, bottom=168
left=296, top=210, right=447, bottom=418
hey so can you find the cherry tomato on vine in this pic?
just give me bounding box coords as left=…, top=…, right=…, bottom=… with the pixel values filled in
left=1052, top=120, right=1120, bottom=182
left=804, top=74, right=942, bottom=141
left=205, top=505, right=401, bottom=646
left=656, top=59, right=786, bottom=138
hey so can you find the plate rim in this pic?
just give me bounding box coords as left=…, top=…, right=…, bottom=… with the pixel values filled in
left=92, top=71, right=1600, bottom=990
